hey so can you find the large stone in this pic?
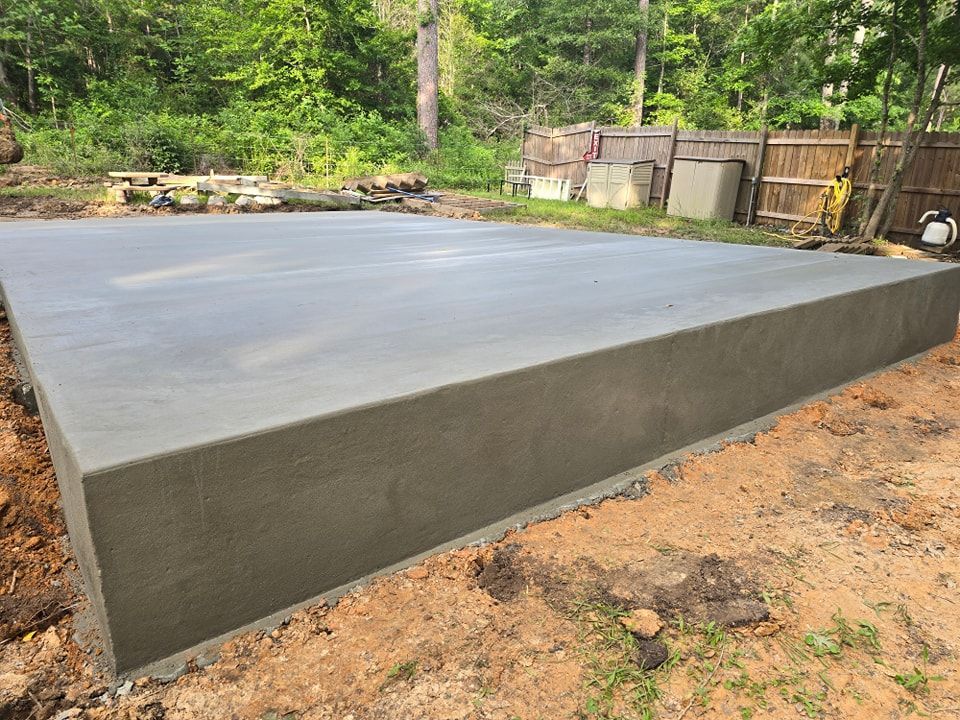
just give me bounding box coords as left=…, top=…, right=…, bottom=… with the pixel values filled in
left=254, top=195, right=283, bottom=206
left=0, top=213, right=957, bottom=674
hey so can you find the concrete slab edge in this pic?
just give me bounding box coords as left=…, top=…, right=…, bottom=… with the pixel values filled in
left=121, top=342, right=944, bottom=681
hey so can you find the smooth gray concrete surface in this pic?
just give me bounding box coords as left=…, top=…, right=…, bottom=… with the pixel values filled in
left=1, top=212, right=958, bottom=673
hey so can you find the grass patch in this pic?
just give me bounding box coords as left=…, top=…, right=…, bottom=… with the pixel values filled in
left=0, top=185, right=107, bottom=202
left=572, top=601, right=673, bottom=719
left=463, top=191, right=791, bottom=248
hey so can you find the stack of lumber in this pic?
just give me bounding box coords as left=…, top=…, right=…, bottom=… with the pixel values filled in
left=342, top=173, right=435, bottom=203
left=793, top=236, right=878, bottom=255
left=106, top=172, right=189, bottom=203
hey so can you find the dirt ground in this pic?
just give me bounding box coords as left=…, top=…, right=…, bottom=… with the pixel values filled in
left=1, top=311, right=960, bottom=720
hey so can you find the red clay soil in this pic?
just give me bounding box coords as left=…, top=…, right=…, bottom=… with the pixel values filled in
left=1, top=312, right=960, bottom=719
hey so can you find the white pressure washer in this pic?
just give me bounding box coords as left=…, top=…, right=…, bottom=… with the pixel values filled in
left=918, top=208, right=958, bottom=250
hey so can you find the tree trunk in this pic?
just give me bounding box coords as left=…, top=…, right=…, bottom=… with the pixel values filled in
left=820, top=26, right=839, bottom=130
left=737, top=7, right=749, bottom=113
left=862, top=0, right=935, bottom=241
left=873, top=65, right=949, bottom=240
left=927, top=64, right=947, bottom=130
left=25, top=31, right=36, bottom=114
left=858, top=0, right=897, bottom=235
left=632, top=0, right=650, bottom=125
left=657, top=5, right=668, bottom=95
left=416, top=0, right=439, bottom=149
left=583, top=17, right=592, bottom=65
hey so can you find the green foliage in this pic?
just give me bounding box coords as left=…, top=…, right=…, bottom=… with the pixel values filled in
left=414, top=125, right=510, bottom=189
left=895, top=647, right=945, bottom=695
left=386, top=660, right=418, bottom=680
left=3, top=0, right=959, bottom=184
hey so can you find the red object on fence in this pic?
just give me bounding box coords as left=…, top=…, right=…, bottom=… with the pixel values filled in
left=582, top=130, right=601, bottom=161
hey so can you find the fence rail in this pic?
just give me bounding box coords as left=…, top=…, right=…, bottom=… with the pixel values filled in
left=522, top=123, right=960, bottom=243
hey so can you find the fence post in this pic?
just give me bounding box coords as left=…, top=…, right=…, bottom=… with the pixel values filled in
left=324, top=137, right=330, bottom=185
left=519, top=122, right=528, bottom=169
left=844, top=123, right=860, bottom=171
left=659, top=118, right=679, bottom=209
left=747, top=125, right=768, bottom=226
left=837, top=123, right=860, bottom=231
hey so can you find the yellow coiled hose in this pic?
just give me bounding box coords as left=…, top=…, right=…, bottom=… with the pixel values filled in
left=790, top=175, right=852, bottom=238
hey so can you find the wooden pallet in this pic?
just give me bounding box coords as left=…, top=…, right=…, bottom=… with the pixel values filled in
left=431, top=194, right=522, bottom=215
left=107, top=172, right=271, bottom=203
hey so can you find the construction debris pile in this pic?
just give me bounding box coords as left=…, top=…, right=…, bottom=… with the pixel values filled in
left=102, top=169, right=522, bottom=218
left=107, top=172, right=357, bottom=208
left=342, top=172, right=523, bottom=217
left=341, top=173, right=437, bottom=203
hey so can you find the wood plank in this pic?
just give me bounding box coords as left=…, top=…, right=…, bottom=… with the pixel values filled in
left=660, top=118, right=680, bottom=209
left=197, top=181, right=360, bottom=206
left=521, top=154, right=584, bottom=167
left=111, top=183, right=188, bottom=192
left=674, top=137, right=760, bottom=145
left=108, top=171, right=167, bottom=179
left=858, top=140, right=960, bottom=149
left=765, top=138, right=850, bottom=146
left=600, top=130, right=673, bottom=138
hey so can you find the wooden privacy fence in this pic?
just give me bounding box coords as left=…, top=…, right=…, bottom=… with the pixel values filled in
left=522, top=122, right=960, bottom=243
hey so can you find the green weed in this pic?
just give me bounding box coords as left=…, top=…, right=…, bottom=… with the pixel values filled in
left=895, top=604, right=915, bottom=627
left=380, top=659, right=418, bottom=689
left=804, top=631, right=841, bottom=658
left=895, top=647, right=945, bottom=695
left=572, top=601, right=667, bottom=719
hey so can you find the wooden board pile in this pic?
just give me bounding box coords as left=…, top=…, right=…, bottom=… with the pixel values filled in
left=341, top=173, right=436, bottom=203
left=341, top=172, right=521, bottom=216
left=196, top=177, right=357, bottom=207
left=793, top=236, right=878, bottom=255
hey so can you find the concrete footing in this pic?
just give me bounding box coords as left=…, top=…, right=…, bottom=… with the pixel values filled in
left=1, top=213, right=958, bottom=673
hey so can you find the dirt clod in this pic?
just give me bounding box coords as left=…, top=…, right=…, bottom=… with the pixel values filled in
left=619, top=608, right=663, bottom=639
left=632, top=639, right=670, bottom=670
left=753, top=621, right=781, bottom=637
left=477, top=545, right=525, bottom=601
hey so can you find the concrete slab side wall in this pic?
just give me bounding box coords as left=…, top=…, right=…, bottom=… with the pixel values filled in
left=77, top=271, right=959, bottom=672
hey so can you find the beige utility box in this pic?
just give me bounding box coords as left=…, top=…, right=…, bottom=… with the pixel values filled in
left=586, top=159, right=655, bottom=210
left=667, top=157, right=745, bottom=220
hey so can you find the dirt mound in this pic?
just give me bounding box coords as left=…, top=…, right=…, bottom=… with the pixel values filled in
left=0, top=115, right=23, bottom=165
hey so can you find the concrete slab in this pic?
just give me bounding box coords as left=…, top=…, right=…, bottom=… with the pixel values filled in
left=1, top=212, right=958, bottom=673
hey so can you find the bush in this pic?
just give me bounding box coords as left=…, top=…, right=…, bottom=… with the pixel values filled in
left=16, top=91, right=513, bottom=189
left=414, top=125, right=514, bottom=189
